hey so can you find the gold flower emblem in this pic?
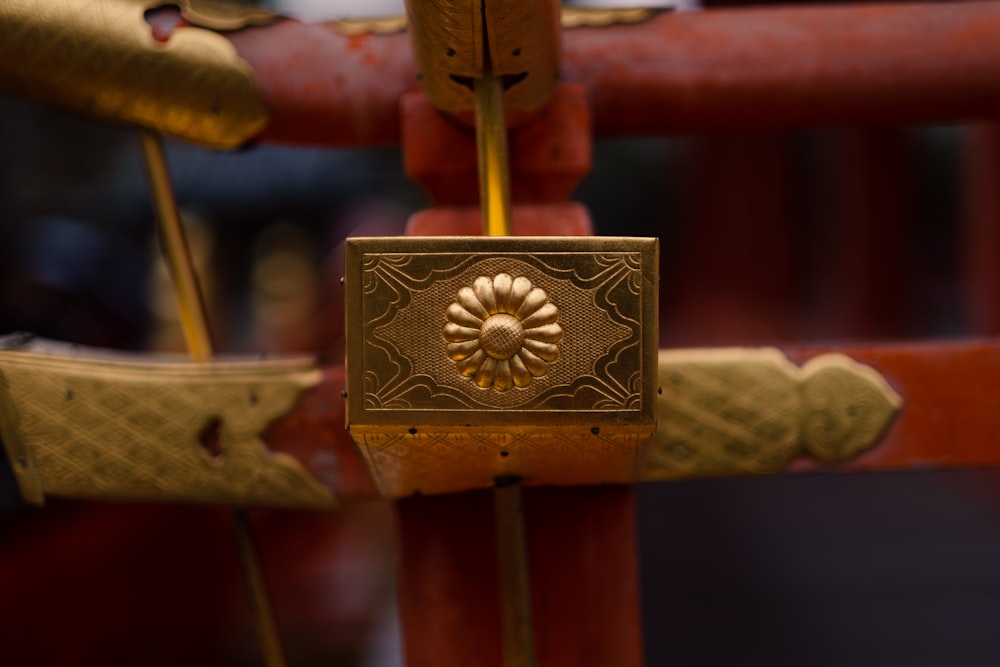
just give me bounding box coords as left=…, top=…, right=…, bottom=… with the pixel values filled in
left=444, top=274, right=563, bottom=391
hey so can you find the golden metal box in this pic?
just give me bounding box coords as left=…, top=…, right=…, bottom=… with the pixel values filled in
left=345, top=236, right=658, bottom=497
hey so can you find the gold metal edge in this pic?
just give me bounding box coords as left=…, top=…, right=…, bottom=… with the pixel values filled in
left=560, top=7, right=662, bottom=29
left=177, top=0, right=281, bottom=31
left=0, top=368, right=45, bottom=504
left=354, top=424, right=655, bottom=498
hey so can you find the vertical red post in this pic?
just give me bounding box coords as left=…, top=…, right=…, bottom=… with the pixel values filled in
left=962, top=124, right=1000, bottom=335
left=393, top=88, right=644, bottom=666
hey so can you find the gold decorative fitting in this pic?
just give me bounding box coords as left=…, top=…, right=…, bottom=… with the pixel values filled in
left=0, top=341, right=334, bottom=507
left=332, top=16, right=409, bottom=36
left=645, top=348, right=902, bottom=480
left=404, top=0, right=560, bottom=115
left=444, top=274, right=563, bottom=391
left=561, top=7, right=660, bottom=29
left=0, top=0, right=268, bottom=148
left=173, top=0, right=280, bottom=31
left=345, top=236, right=659, bottom=498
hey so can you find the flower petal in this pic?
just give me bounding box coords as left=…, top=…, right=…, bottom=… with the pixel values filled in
left=492, top=359, right=513, bottom=391
left=474, top=356, right=498, bottom=388
left=510, top=354, right=532, bottom=387
left=447, top=339, right=482, bottom=361
left=518, top=348, right=549, bottom=377
left=443, top=321, right=480, bottom=342
left=493, top=273, right=513, bottom=313
left=456, top=349, right=486, bottom=377
left=515, top=287, right=548, bottom=320
left=473, top=276, right=498, bottom=315
left=446, top=303, right=483, bottom=329
left=522, top=338, right=559, bottom=362
left=520, top=302, right=559, bottom=329
left=457, top=287, right=489, bottom=320
left=507, top=276, right=533, bottom=315
left=525, top=322, right=564, bottom=343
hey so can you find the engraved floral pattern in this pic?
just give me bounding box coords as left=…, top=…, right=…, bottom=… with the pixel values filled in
left=443, top=274, right=563, bottom=391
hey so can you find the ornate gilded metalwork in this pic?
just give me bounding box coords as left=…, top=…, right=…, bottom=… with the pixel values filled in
left=0, top=0, right=268, bottom=148
left=404, top=0, right=560, bottom=115
left=444, top=274, right=564, bottom=391
left=0, top=340, right=333, bottom=507
left=646, top=348, right=902, bottom=480
left=345, top=236, right=659, bottom=497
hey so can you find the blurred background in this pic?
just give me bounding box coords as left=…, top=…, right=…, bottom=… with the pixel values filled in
left=3, top=5, right=1000, bottom=664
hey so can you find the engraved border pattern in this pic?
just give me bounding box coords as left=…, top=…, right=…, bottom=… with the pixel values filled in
left=360, top=251, right=644, bottom=413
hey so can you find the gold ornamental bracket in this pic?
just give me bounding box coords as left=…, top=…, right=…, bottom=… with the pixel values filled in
left=0, top=0, right=268, bottom=148
left=646, top=347, right=903, bottom=480
left=404, top=0, right=562, bottom=116
left=0, top=339, right=334, bottom=508
left=345, top=236, right=659, bottom=498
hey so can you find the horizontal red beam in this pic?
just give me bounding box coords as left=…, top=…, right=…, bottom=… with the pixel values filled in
left=230, top=2, right=1000, bottom=146
left=267, top=340, right=1000, bottom=501
left=788, top=340, right=1000, bottom=475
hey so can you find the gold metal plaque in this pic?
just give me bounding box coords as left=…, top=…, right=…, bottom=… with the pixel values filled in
left=345, top=236, right=659, bottom=497
left=0, top=0, right=268, bottom=148
left=0, top=341, right=333, bottom=507
left=404, top=0, right=560, bottom=115
left=646, top=348, right=902, bottom=480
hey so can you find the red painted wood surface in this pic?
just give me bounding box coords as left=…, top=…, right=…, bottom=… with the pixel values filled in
left=788, top=340, right=1000, bottom=474
left=227, top=3, right=1000, bottom=146
left=962, top=124, right=1000, bottom=335
left=389, top=84, right=644, bottom=666
left=263, top=338, right=1000, bottom=502
left=401, top=87, right=592, bottom=205
left=396, top=486, right=643, bottom=667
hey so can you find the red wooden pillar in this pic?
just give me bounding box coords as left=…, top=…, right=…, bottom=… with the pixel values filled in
left=824, top=129, right=910, bottom=338
left=397, top=487, right=642, bottom=667
left=962, top=123, right=1000, bottom=335
left=392, top=88, right=644, bottom=666
left=663, top=133, right=800, bottom=346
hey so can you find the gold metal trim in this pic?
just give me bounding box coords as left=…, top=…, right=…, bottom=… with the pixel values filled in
left=327, top=7, right=663, bottom=36
left=345, top=236, right=658, bottom=497
left=0, top=0, right=268, bottom=148
left=0, top=343, right=333, bottom=507
left=404, top=0, right=560, bottom=114
left=561, top=7, right=660, bottom=29
left=332, top=16, right=408, bottom=36
left=646, top=348, right=902, bottom=480
left=176, top=0, right=280, bottom=31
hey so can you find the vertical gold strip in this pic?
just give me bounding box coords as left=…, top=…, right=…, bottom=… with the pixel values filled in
left=233, top=509, right=289, bottom=667
left=138, top=129, right=288, bottom=667
left=138, top=130, right=214, bottom=361
left=475, top=72, right=513, bottom=237
left=473, top=20, right=534, bottom=661
left=494, top=479, right=536, bottom=667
